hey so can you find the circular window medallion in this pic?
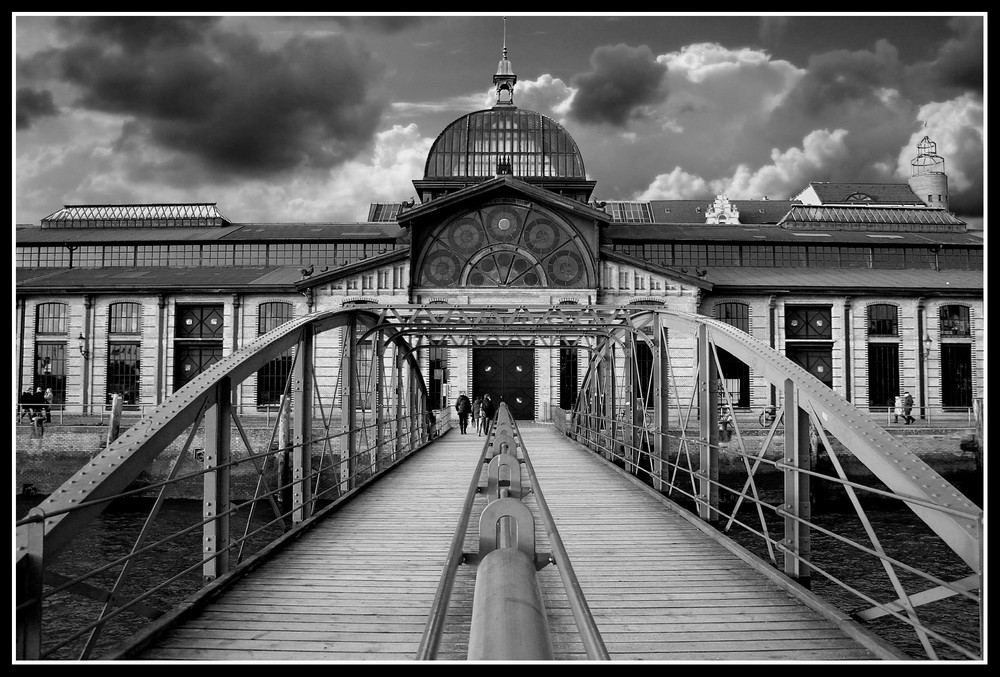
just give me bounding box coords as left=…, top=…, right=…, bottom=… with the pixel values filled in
left=547, top=250, right=585, bottom=286
left=524, top=219, right=561, bottom=255
left=450, top=219, right=484, bottom=252
left=422, top=251, right=461, bottom=286
left=486, top=205, right=522, bottom=241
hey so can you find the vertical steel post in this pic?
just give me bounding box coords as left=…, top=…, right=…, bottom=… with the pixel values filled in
left=292, top=328, right=313, bottom=523
left=623, top=335, right=634, bottom=468
left=203, top=376, right=232, bottom=583
left=782, top=377, right=812, bottom=586
left=16, top=513, right=44, bottom=659
left=698, top=324, right=719, bottom=523
left=394, top=348, right=404, bottom=460
left=341, top=319, right=357, bottom=492
left=605, top=344, right=616, bottom=456
left=652, top=316, right=668, bottom=492
left=375, top=330, right=386, bottom=472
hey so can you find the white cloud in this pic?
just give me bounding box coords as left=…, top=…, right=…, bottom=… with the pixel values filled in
left=634, top=167, right=712, bottom=200
left=634, top=129, right=851, bottom=201
left=717, top=129, right=850, bottom=198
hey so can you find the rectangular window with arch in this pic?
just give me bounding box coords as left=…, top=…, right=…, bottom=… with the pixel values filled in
left=257, top=302, right=294, bottom=407
left=34, top=303, right=68, bottom=404
left=939, top=305, right=971, bottom=336
left=108, top=302, right=143, bottom=406
left=867, top=304, right=898, bottom=336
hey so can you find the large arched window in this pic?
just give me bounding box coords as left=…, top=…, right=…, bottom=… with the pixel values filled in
left=34, top=303, right=68, bottom=404
left=107, top=302, right=142, bottom=406
left=415, top=200, right=594, bottom=289
left=256, top=302, right=294, bottom=407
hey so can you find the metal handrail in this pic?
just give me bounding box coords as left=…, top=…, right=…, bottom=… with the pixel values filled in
left=417, top=408, right=609, bottom=660
left=556, top=406, right=983, bottom=660
left=415, top=418, right=496, bottom=660
left=513, top=412, right=610, bottom=660
left=16, top=408, right=435, bottom=660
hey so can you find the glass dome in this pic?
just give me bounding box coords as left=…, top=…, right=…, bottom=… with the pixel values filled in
left=423, top=108, right=587, bottom=180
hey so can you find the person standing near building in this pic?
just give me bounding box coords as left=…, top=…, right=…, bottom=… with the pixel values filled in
left=43, top=387, right=55, bottom=422
left=471, top=396, right=483, bottom=436
left=32, top=388, right=46, bottom=422
left=893, top=394, right=903, bottom=424
left=18, top=389, right=32, bottom=422
left=902, top=391, right=915, bottom=424
left=455, top=391, right=472, bottom=434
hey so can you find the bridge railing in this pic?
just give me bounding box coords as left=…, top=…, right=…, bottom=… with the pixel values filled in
left=417, top=403, right=609, bottom=661
left=555, top=308, right=982, bottom=661
left=557, top=396, right=983, bottom=661
left=15, top=307, right=444, bottom=660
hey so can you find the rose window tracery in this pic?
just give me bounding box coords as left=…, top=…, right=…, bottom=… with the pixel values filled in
left=417, top=201, right=592, bottom=288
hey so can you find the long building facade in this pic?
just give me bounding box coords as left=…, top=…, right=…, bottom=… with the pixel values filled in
left=15, top=46, right=983, bottom=423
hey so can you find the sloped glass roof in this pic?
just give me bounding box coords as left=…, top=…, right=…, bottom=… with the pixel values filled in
left=41, top=203, right=229, bottom=228
left=780, top=205, right=965, bottom=228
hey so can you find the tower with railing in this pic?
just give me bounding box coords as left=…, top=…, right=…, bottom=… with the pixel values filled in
left=909, top=134, right=950, bottom=211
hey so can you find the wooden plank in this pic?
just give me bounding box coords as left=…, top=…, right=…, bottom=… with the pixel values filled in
left=517, top=426, right=881, bottom=662
left=130, top=425, right=891, bottom=662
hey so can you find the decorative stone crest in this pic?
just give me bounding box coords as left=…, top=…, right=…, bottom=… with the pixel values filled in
left=704, top=194, right=740, bottom=224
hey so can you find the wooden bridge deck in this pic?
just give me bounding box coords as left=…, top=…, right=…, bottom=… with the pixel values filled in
left=127, top=424, right=896, bottom=661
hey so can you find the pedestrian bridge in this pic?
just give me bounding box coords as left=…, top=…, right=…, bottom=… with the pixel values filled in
left=15, top=305, right=983, bottom=662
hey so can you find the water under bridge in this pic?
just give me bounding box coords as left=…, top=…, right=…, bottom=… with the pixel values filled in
left=15, top=305, right=983, bottom=662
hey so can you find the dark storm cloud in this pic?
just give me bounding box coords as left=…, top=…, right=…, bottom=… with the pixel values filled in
left=568, top=44, right=667, bottom=126
left=908, top=16, right=983, bottom=98
left=327, top=16, right=431, bottom=33
left=27, top=16, right=389, bottom=177
left=16, top=87, right=58, bottom=130
left=787, top=40, right=904, bottom=117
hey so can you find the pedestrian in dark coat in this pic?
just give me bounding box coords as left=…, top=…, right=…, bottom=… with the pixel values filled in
left=472, top=396, right=483, bottom=436
left=455, top=392, right=472, bottom=434
left=480, top=394, right=496, bottom=432
left=18, top=389, right=32, bottom=422
left=902, top=391, right=915, bottom=424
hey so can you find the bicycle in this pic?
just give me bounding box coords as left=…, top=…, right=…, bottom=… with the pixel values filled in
left=758, top=405, right=784, bottom=428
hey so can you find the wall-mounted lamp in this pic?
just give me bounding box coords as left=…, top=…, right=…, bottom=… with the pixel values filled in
left=922, top=336, right=933, bottom=358
left=78, top=332, right=89, bottom=359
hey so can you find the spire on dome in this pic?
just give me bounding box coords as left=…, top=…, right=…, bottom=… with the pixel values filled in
left=493, top=16, right=517, bottom=107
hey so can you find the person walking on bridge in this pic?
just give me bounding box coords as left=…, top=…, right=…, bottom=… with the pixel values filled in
left=455, top=392, right=472, bottom=434
left=480, top=394, right=496, bottom=433
left=471, top=395, right=483, bottom=436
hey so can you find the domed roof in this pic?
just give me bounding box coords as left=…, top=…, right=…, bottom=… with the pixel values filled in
left=423, top=107, right=587, bottom=180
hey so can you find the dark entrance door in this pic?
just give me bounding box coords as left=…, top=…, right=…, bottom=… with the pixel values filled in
left=174, top=345, right=223, bottom=391
left=941, top=343, right=972, bottom=409
left=174, top=304, right=224, bottom=391
left=473, top=348, right=534, bottom=420
left=786, top=343, right=833, bottom=388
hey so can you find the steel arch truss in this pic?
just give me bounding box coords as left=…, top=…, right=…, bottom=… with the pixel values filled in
left=565, top=308, right=982, bottom=660
left=16, top=307, right=440, bottom=659
left=15, top=304, right=983, bottom=661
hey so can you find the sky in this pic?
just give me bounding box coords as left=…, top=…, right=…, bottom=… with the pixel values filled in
left=13, top=13, right=985, bottom=227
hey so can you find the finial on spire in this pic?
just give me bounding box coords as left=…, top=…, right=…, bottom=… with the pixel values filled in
left=493, top=16, right=516, bottom=107
left=503, top=16, right=507, bottom=59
